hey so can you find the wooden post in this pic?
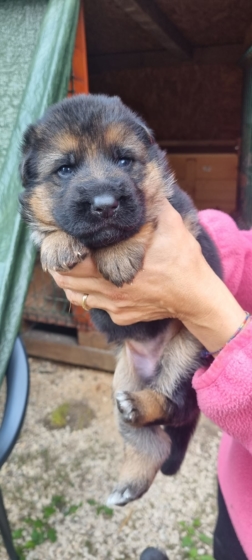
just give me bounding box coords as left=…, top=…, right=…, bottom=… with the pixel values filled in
left=68, top=0, right=89, bottom=95
left=238, top=47, right=252, bottom=226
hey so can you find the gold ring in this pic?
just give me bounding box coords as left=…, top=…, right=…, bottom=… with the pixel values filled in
left=82, top=294, right=90, bottom=311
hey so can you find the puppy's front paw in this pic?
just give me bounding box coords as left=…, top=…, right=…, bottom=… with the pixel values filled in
left=41, top=231, right=88, bottom=271
left=116, top=391, right=141, bottom=426
left=95, top=243, right=145, bottom=287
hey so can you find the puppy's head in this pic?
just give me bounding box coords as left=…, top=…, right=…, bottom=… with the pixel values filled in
left=20, top=94, right=172, bottom=249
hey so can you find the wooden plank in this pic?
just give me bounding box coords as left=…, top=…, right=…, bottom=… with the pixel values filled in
left=168, top=153, right=238, bottom=213
left=196, top=200, right=235, bottom=213
left=185, top=158, right=196, bottom=196
left=68, top=0, right=89, bottom=95
left=22, top=329, right=116, bottom=372
left=195, top=179, right=237, bottom=200
left=194, top=44, right=244, bottom=65
left=23, top=262, right=75, bottom=328
left=169, top=153, right=238, bottom=181
left=77, top=329, right=115, bottom=350
left=112, top=0, right=192, bottom=59
left=88, top=44, right=244, bottom=74
left=160, top=140, right=239, bottom=152
left=168, top=155, right=186, bottom=179
left=195, top=154, right=238, bottom=180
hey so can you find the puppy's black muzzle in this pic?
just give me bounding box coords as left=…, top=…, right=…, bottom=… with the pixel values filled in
left=53, top=175, right=145, bottom=248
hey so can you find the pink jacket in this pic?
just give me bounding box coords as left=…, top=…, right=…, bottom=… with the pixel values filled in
left=193, top=210, right=252, bottom=559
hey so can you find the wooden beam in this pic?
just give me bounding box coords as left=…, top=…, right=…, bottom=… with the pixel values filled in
left=158, top=140, right=239, bottom=149
left=194, top=44, right=245, bottom=65
left=158, top=139, right=240, bottom=154
left=113, top=0, right=192, bottom=60
left=22, top=329, right=115, bottom=372
left=88, top=44, right=245, bottom=74
left=68, top=0, right=89, bottom=95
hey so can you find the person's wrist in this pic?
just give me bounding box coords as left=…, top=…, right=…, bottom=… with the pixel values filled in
left=175, top=258, right=247, bottom=352
left=183, top=288, right=247, bottom=353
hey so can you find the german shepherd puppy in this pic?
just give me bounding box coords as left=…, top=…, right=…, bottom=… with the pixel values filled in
left=19, top=94, right=222, bottom=506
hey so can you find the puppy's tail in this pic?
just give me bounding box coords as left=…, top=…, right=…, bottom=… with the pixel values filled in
left=161, top=412, right=200, bottom=476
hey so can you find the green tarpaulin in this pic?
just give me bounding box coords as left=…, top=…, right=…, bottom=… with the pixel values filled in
left=0, top=0, right=80, bottom=383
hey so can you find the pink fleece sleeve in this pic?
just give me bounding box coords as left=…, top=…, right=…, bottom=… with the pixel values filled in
left=193, top=322, right=252, bottom=453
left=192, top=210, right=252, bottom=452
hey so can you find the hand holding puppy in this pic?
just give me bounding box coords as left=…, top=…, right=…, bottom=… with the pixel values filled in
left=51, top=198, right=245, bottom=355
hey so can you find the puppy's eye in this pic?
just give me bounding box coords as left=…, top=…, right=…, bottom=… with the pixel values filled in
left=57, top=165, right=74, bottom=178
left=116, top=158, right=133, bottom=168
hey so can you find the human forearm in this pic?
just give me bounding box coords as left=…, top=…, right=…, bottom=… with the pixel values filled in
left=180, top=258, right=247, bottom=354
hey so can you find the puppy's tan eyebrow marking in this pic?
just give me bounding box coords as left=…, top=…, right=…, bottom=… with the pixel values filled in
left=105, top=124, right=145, bottom=150
left=104, top=123, right=127, bottom=145
left=53, top=133, right=79, bottom=153
left=37, top=152, right=76, bottom=175
left=37, top=133, right=81, bottom=175
left=104, top=125, right=147, bottom=163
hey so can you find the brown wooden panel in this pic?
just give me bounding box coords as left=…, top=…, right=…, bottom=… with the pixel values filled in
left=77, top=330, right=115, bottom=351
left=195, top=180, right=237, bottom=201
left=88, top=45, right=245, bottom=74
left=168, top=153, right=237, bottom=213
left=170, top=154, right=238, bottom=180
left=90, top=65, right=242, bottom=143
left=185, top=158, right=196, bottom=193
left=155, top=0, right=252, bottom=47
left=195, top=154, right=238, bottom=180
left=196, top=200, right=235, bottom=213
left=22, top=330, right=116, bottom=372
left=169, top=155, right=186, bottom=179
left=113, top=0, right=192, bottom=60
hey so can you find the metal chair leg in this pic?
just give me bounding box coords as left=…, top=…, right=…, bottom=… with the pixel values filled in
left=0, top=488, right=19, bottom=559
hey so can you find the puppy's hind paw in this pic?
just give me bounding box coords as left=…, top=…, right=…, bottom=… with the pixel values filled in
left=107, top=479, right=148, bottom=507
left=115, top=391, right=140, bottom=426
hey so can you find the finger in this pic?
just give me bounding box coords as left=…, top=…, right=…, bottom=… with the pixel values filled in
left=50, top=269, right=111, bottom=294
left=64, top=289, right=118, bottom=315
left=65, top=289, right=141, bottom=326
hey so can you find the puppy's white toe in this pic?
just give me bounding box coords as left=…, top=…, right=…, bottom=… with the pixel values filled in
left=115, top=391, right=136, bottom=422
left=107, top=485, right=140, bottom=507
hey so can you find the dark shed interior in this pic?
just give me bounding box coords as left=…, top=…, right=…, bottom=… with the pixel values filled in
left=81, top=0, right=252, bottom=216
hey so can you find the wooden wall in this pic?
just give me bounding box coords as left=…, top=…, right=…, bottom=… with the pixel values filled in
left=90, top=61, right=242, bottom=213
left=169, top=153, right=238, bottom=213
left=90, top=63, right=242, bottom=143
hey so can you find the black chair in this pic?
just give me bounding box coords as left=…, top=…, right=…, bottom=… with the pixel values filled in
left=0, top=337, right=30, bottom=560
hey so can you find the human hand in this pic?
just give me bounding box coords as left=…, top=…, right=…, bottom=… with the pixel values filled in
left=50, top=198, right=246, bottom=353
left=50, top=199, right=211, bottom=325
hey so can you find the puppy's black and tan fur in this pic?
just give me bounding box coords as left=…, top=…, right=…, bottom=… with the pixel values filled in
left=20, top=94, right=222, bottom=506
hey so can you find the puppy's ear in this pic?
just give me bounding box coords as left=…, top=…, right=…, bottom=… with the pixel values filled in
left=20, top=124, right=37, bottom=186
left=139, top=121, right=155, bottom=145
left=133, top=115, right=155, bottom=146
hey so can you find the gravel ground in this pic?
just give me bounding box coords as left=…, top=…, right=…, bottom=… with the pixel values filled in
left=0, top=357, right=221, bottom=560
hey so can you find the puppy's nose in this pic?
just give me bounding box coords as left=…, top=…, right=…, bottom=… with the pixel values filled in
left=91, top=194, right=119, bottom=217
